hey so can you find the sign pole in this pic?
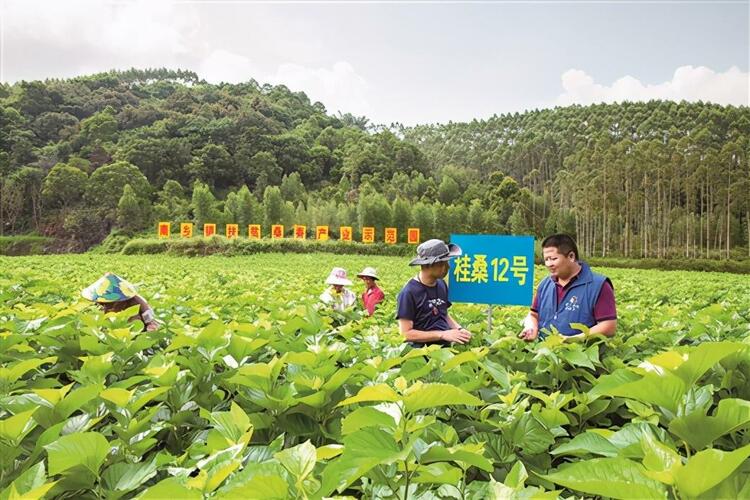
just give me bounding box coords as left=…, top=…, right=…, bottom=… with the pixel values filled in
left=486, top=305, right=493, bottom=336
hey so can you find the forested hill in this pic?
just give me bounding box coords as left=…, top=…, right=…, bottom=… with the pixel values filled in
left=0, top=68, right=748, bottom=258
left=401, top=101, right=750, bottom=259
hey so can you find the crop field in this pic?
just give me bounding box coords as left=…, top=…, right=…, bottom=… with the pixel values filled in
left=1, top=254, right=749, bottom=499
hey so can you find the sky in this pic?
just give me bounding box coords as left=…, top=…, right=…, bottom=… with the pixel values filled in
left=1, top=0, right=748, bottom=125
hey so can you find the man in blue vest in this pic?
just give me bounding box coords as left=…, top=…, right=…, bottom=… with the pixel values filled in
left=520, top=234, right=617, bottom=341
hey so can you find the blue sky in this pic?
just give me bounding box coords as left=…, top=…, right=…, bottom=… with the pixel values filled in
left=2, top=0, right=747, bottom=124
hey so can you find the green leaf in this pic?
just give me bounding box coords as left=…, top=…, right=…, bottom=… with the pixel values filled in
left=412, top=463, right=463, bottom=484
left=504, top=461, right=528, bottom=489
left=128, top=386, right=171, bottom=413
left=341, top=406, right=397, bottom=435
left=669, top=398, right=750, bottom=450
left=0, top=408, right=38, bottom=444
left=135, top=477, right=202, bottom=500
left=541, top=457, right=667, bottom=499
left=550, top=431, right=619, bottom=458
left=640, top=434, right=682, bottom=485
left=274, top=440, right=317, bottom=483
left=220, top=474, right=288, bottom=499
left=559, top=348, right=595, bottom=370
left=102, top=459, right=158, bottom=493
left=100, top=388, right=133, bottom=408
left=45, top=432, right=110, bottom=475
left=508, top=413, right=555, bottom=455
left=421, top=443, right=493, bottom=472
left=600, top=371, right=686, bottom=413
left=196, top=319, right=230, bottom=355
left=203, top=402, right=252, bottom=444
left=316, top=444, right=344, bottom=461
left=674, top=443, right=750, bottom=496
left=0, top=357, right=57, bottom=384
left=56, top=384, right=102, bottom=420
left=0, top=461, right=51, bottom=500
left=403, top=383, right=483, bottom=412
left=76, top=352, right=114, bottom=384
left=671, top=342, right=746, bottom=386
left=343, top=427, right=402, bottom=461
left=337, top=384, right=400, bottom=406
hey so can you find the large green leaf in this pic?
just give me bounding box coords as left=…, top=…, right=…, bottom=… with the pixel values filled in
left=202, top=402, right=253, bottom=444
left=343, top=427, right=402, bottom=461
left=403, top=383, right=483, bottom=412
left=274, top=440, right=317, bottom=483
left=341, top=406, right=397, bottom=435
left=219, top=474, right=288, bottom=499
left=550, top=431, right=619, bottom=458
left=102, top=459, right=158, bottom=493
left=640, top=434, right=682, bottom=485
left=541, top=458, right=667, bottom=499
left=0, top=357, right=57, bottom=385
left=337, top=384, right=400, bottom=406
left=45, top=432, right=110, bottom=476
left=507, top=413, right=555, bottom=455
left=0, top=462, right=56, bottom=500
left=421, top=443, right=493, bottom=472
left=669, top=398, right=750, bottom=450
left=135, top=477, right=202, bottom=500
left=0, top=408, right=38, bottom=444
left=674, top=443, right=750, bottom=496
left=600, top=371, right=686, bottom=413
left=412, top=463, right=463, bottom=484
left=671, top=342, right=746, bottom=386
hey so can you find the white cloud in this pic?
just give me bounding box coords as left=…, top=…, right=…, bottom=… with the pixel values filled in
left=3, top=0, right=371, bottom=116
left=4, top=0, right=197, bottom=67
left=556, top=66, right=749, bottom=106
left=198, top=50, right=370, bottom=116
left=198, top=49, right=258, bottom=85
left=269, top=61, right=370, bottom=116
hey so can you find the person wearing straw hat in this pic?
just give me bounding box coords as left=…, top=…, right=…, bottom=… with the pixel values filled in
left=81, top=273, right=160, bottom=331
left=357, top=267, right=384, bottom=316
left=320, top=267, right=357, bottom=312
left=396, top=239, right=472, bottom=347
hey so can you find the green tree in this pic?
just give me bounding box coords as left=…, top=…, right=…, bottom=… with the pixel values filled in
left=117, top=184, right=147, bottom=233
left=191, top=181, right=219, bottom=228
left=263, top=185, right=285, bottom=228
left=438, top=176, right=460, bottom=205
left=84, top=161, right=151, bottom=214
left=357, top=185, right=392, bottom=233
left=42, top=163, right=88, bottom=209
left=280, top=172, right=306, bottom=202
left=392, top=197, right=412, bottom=242
left=412, top=202, right=435, bottom=239
left=80, top=107, right=118, bottom=144
left=236, top=185, right=261, bottom=228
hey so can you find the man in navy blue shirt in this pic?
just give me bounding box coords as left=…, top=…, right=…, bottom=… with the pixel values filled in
left=396, top=239, right=472, bottom=347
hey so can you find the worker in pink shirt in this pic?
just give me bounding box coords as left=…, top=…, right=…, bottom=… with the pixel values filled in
left=357, top=267, right=385, bottom=316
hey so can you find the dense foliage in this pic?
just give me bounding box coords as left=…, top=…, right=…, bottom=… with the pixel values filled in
left=1, top=254, right=749, bottom=498
left=1, top=69, right=747, bottom=257
left=402, top=101, right=750, bottom=259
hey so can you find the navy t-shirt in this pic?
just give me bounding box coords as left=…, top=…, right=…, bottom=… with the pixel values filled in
left=396, top=278, right=452, bottom=346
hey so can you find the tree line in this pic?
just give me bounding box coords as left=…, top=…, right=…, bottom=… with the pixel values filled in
left=401, top=101, right=750, bottom=259
left=0, top=68, right=747, bottom=258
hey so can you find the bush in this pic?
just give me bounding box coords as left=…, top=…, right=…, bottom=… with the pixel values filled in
left=585, top=257, right=750, bottom=275
left=0, top=235, right=52, bottom=255
left=87, top=230, right=133, bottom=254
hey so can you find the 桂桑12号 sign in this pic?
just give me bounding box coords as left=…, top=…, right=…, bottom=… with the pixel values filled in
left=448, top=234, right=535, bottom=306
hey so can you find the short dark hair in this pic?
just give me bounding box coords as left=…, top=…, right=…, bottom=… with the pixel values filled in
left=542, top=234, right=579, bottom=260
